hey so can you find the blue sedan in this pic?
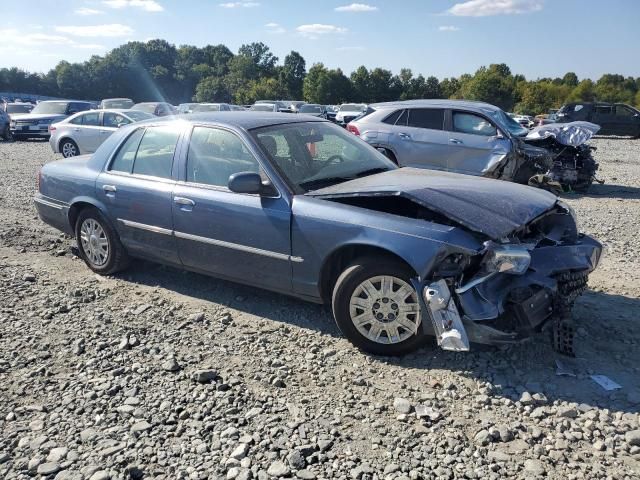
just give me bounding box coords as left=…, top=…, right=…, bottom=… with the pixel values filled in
left=35, top=113, right=602, bottom=356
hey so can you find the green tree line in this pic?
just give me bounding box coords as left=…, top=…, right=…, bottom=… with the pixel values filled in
left=2, top=39, right=639, bottom=114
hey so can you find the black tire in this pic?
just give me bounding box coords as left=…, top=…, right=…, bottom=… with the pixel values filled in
left=381, top=148, right=398, bottom=165
left=75, top=207, right=130, bottom=275
left=332, top=257, right=425, bottom=356
left=60, top=138, right=79, bottom=158
left=1, top=125, right=10, bottom=141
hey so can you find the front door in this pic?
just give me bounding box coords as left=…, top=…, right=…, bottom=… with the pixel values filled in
left=96, top=125, right=181, bottom=264
left=172, top=126, right=292, bottom=293
left=446, top=110, right=511, bottom=176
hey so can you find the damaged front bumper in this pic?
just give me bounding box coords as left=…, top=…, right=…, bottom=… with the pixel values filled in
left=418, top=235, right=602, bottom=352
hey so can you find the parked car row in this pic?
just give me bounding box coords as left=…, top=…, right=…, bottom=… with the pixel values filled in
left=34, top=111, right=603, bottom=356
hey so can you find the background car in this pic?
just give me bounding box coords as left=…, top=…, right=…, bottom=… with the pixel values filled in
left=335, top=103, right=367, bottom=125
left=99, top=98, right=134, bottom=109
left=297, top=104, right=327, bottom=118
left=177, top=103, right=199, bottom=114
left=287, top=101, right=306, bottom=112
left=229, top=105, right=247, bottom=111
left=191, top=103, right=232, bottom=112
left=0, top=109, right=10, bottom=140
left=325, top=105, right=338, bottom=122
left=34, top=113, right=601, bottom=357
left=10, top=100, right=93, bottom=140
left=254, top=100, right=293, bottom=112
left=556, top=102, right=640, bottom=137
left=131, top=102, right=177, bottom=117
left=49, top=109, right=154, bottom=157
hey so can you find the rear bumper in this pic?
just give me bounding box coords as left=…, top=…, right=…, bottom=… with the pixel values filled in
left=34, top=194, right=72, bottom=235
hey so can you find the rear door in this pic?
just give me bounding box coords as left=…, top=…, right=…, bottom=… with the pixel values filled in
left=609, top=105, right=639, bottom=136
left=389, top=108, right=449, bottom=170
left=172, top=126, right=292, bottom=292
left=96, top=125, right=181, bottom=264
left=591, top=105, right=615, bottom=134
left=446, top=110, right=511, bottom=176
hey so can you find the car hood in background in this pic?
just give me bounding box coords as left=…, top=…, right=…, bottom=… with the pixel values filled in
left=12, top=114, right=67, bottom=122
left=308, top=168, right=558, bottom=239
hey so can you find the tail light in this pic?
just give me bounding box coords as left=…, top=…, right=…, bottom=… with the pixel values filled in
left=36, top=169, right=42, bottom=192
left=347, top=123, right=360, bottom=136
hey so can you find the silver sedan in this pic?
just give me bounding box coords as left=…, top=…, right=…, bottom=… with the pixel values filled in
left=49, top=109, right=154, bottom=158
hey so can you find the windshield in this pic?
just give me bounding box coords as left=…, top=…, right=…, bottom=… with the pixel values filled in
left=490, top=109, right=529, bottom=137
left=299, top=105, right=322, bottom=113
left=251, top=104, right=274, bottom=112
left=251, top=121, right=396, bottom=193
left=31, top=102, right=69, bottom=115
left=193, top=104, right=221, bottom=112
left=103, top=99, right=133, bottom=109
left=7, top=104, right=33, bottom=113
left=340, top=104, right=364, bottom=112
left=124, top=111, right=154, bottom=122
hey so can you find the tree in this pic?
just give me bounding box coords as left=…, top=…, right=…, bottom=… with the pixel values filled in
left=562, top=72, right=579, bottom=87
left=194, top=76, right=232, bottom=103
left=350, top=66, right=370, bottom=102
left=459, top=64, right=515, bottom=110
left=568, top=79, right=596, bottom=103
left=238, top=42, right=278, bottom=78
left=281, top=51, right=306, bottom=99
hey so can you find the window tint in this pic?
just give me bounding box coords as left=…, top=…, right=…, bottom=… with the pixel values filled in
left=133, top=127, right=180, bottom=178
left=187, top=127, right=259, bottom=187
left=453, top=112, right=497, bottom=136
left=615, top=105, right=633, bottom=116
left=109, top=128, right=144, bottom=173
left=83, top=112, right=100, bottom=126
left=382, top=109, right=403, bottom=125
left=595, top=105, right=612, bottom=115
left=395, top=109, right=408, bottom=126
left=69, top=115, right=84, bottom=125
left=103, top=112, right=130, bottom=128
left=407, top=108, right=444, bottom=130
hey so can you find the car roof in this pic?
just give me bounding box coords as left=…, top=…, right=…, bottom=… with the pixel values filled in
left=170, top=112, right=328, bottom=129
left=370, top=99, right=503, bottom=113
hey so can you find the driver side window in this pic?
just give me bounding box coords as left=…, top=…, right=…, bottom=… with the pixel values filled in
left=187, top=127, right=260, bottom=187
left=453, top=112, right=497, bottom=137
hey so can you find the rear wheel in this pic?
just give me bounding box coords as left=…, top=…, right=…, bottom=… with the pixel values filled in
left=332, top=258, right=425, bottom=356
left=60, top=139, right=79, bottom=158
left=75, top=208, right=129, bottom=275
left=381, top=148, right=398, bottom=165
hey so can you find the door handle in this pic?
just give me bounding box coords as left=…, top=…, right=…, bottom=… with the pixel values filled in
left=102, top=185, right=116, bottom=197
left=73, top=128, right=80, bottom=132
left=174, top=196, right=196, bottom=211
left=449, top=138, right=463, bottom=144
left=398, top=133, right=411, bottom=140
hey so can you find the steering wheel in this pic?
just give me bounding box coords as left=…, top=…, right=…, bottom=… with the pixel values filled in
left=322, top=154, right=345, bottom=166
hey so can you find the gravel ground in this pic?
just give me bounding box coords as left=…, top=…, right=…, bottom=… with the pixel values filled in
left=0, top=137, right=639, bottom=480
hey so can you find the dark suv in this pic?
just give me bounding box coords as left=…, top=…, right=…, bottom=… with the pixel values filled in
left=556, top=102, right=640, bottom=138
left=10, top=100, right=93, bottom=140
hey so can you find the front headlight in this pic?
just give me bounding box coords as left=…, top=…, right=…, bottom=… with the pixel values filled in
left=484, top=244, right=531, bottom=275
left=557, top=200, right=579, bottom=232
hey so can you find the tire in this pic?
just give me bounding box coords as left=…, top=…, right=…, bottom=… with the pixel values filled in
left=1, top=125, right=10, bottom=141
left=332, top=258, right=425, bottom=356
left=75, top=207, right=130, bottom=275
left=60, top=138, right=79, bottom=158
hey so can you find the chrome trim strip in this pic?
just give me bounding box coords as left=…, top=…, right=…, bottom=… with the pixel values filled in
left=34, top=197, right=64, bottom=210
left=175, top=230, right=302, bottom=262
left=118, top=218, right=173, bottom=236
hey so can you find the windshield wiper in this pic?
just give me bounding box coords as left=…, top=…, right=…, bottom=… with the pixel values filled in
left=353, top=167, right=390, bottom=178
left=300, top=176, right=352, bottom=190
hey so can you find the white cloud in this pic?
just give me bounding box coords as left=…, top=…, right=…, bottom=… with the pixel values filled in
left=72, top=43, right=107, bottom=50
left=0, top=29, right=74, bottom=46
left=335, top=3, right=377, bottom=12
left=75, top=7, right=104, bottom=15
left=296, top=24, right=347, bottom=39
left=55, top=24, right=134, bottom=37
left=448, top=0, right=543, bottom=16
left=336, top=46, right=365, bottom=51
left=265, top=22, right=285, bottom=34
left=439, top=25, right=460, bottom=31
left=103, top=0, right=163, bottom=12
left=219, top=2, right=260, bottom=7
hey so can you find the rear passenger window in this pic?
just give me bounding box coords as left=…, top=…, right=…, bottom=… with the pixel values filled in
left=453, top=112, right=497, bottom=137
left=595, top=106, right=612, bottom=115
left=187, top=127, right=259, bottom=187
left=83, top=112, right=100, bottom=126
left=408, top=109, right=444, bottom=130
left=382, top=110, right=403, bottom=125
left=133, top=127, right=180, bottom=178
left=109, top=128, right=144, bottom=173
left=615, top=105, right=633, bottom=116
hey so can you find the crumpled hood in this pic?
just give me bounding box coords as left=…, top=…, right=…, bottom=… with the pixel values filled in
left=308, top=168, right=558, bottom=240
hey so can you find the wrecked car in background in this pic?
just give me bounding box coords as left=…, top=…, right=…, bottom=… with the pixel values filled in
left=34, top=113, right=601, bottom=356
left=348, top=99, right=601, bottom=192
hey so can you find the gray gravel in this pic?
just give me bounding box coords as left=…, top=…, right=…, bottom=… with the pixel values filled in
left=1, top=137, right=639, bottom=479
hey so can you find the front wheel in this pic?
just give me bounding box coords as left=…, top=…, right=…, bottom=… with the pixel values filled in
left=332, top=258, right=425, bottom=356
left=1, top=125, right=10, bottom=141
left=75, top=208, right=129, bottom=275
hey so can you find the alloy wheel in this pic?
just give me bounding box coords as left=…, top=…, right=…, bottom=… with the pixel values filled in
left=62, top=141, right=78, bottom=158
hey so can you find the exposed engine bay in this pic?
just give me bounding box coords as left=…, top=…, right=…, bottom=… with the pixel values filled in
left=505, top=121, right=603, bottom=193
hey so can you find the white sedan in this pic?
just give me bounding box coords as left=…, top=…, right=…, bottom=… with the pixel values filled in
left=49, top=109, right=154, bottom=158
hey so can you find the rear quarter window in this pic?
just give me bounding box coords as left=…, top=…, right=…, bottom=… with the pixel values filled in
left=407, top=109, right=445, bottom=130
left=382, top=110, right=403, bottom=125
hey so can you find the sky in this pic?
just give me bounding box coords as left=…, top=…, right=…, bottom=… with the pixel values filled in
left=1, top=0, right=639, bottom=81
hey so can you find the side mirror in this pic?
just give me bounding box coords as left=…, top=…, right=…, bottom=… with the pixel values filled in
left=228, top=172, right=273, bottom=195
